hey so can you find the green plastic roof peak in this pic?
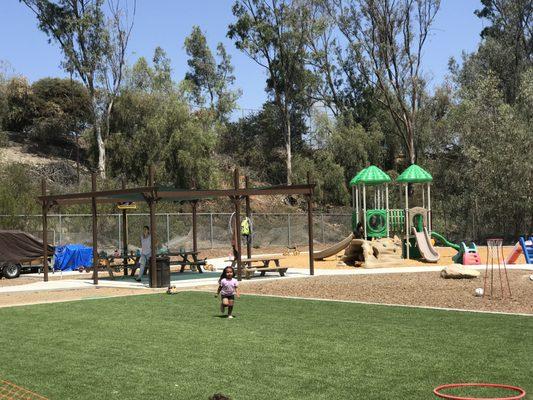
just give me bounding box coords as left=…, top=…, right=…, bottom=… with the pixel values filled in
left=396, top=164, right=433, bottom=183
left=349, top=167, right=367, bottom=186
left=350, top=165, right=391, bottom=186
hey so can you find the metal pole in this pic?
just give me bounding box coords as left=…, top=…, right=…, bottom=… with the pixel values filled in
left=245, top=176, right=252, bottom=259
left=58, top=214, right=62, bottom=245
left=166, top=214, right=170, bottom=246
left=209, top=213, right=214, bottom=249
left=233, top=169, right=243, bottom=281
left=41, top=179, right=49, bottom=282
left=117, top=214, right=121, bottom=250
left=192, top=201, right=198, bottom=253
left=321, top=213, right=325, bottom=243
left=91, top=173, right=98, bottom=285
left=287, top=214, right=291, bottom=247
left=307, top=172, right=314, bottom=276
left=122, top=180, right=128, bottom=277
left=148, top=165, right=157, bottom=288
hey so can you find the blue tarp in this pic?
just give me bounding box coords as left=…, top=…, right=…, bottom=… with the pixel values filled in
left=53, top=244, right=93, bottom=271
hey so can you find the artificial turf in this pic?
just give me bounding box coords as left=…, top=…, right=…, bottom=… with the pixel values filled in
left=0, top=292, right=531, bottom=399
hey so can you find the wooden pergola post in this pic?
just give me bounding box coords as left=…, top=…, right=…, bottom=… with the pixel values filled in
left=148, top=165, right=158, bottom=288
left=122, top=180, right=128, bottom=277
left=192, top=200, right=198, bottom=253
left=307, top=172, right=314, bottom=276
left=244, top=176, right=252, bottom=260
left=233, top=169, right=242, bottom=281
left=41, top=178, right=49, bottom=282
left=91, top=173, right=98, bottom=285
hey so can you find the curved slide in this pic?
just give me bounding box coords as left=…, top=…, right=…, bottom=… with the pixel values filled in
left=313, top=233, right=354, bottom=260
left=413, top=227, right=440, bottom=262
left=430, top=231, right=460, bottom=251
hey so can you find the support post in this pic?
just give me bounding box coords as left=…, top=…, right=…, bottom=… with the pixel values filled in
left=209, top=213, right=214, bottom=249
left=41, top=179, right=49, bottom=282
left=385, top=184, right=389, bottom=238
left=91, top=173, right=98, bottom=285
left=244, top=176, right=252, bottom=259
left=355, top=186, right=359, bottom=226
left=192, top=200, right=198, bottom=253
left=122, top=180, right=128, bottom=277
left=307, top=172, right=314, bottom=276
left=405, top=184, right=409, bottom=260
left=148, top=165, right=157, bottom=288
left=233, top=169, right=242, bottom=281
left=427, top=183, right=432, bottom=233
left=362, top=184, right=367, bottom=239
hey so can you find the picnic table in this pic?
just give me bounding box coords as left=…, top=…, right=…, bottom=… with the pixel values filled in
left=99, top=254, right=140, bottom=279
left=226, top=256, right=288, bottom=279
left=167, top=251, right=206, bottom=273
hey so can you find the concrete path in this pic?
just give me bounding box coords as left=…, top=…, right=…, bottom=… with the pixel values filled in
left=1, top=262, right=530, bottom=294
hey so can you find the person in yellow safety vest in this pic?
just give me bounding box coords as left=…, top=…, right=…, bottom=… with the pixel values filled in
left=241, top=217, right=251, bottom=245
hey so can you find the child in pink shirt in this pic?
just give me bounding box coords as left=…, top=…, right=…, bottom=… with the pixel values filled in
left=215, top=266, right=240, bottom=318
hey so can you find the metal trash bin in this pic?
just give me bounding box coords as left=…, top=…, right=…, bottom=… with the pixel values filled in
left=155, top=256, right=170, bottom=288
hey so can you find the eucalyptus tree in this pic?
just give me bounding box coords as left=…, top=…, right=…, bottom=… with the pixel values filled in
left=184, top=26, right=240, bottom=121
left=21, top=0, right=135, bottom=177
left=228, top=0, right=315, bottom=185
left=323, top=0, right=440, bottom=166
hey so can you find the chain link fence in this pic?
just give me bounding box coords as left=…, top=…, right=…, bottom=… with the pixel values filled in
left=0, top=213, right=352, bottom=251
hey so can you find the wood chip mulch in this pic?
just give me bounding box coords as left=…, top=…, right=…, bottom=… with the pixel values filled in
left=234, top=269, right=533, bottom=315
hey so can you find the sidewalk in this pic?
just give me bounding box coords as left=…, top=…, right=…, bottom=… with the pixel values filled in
left=1, top=261, right=530, bottom=294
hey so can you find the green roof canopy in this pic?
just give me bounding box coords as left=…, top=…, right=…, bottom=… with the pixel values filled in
left=396, top=164, right=433, bottom=183
left=349, top=167, right=367, bottom=186
left=350, top=166, right=391, bottom=186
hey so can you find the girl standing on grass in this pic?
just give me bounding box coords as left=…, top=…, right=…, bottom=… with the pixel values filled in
left=215, top=266, right=240, bottom=318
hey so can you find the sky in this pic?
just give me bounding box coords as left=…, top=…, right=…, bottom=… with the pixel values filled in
left=0, top=1, right=485, bottom=112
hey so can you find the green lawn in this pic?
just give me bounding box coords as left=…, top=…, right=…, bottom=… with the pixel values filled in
left=0, top=292, right=531, bottom=400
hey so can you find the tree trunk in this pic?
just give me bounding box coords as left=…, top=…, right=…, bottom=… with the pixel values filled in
left=90, top=93, right=106, bottom=178
left=95, top=124, right=106, bottom=179
left=285, top=107, right=292, bottom=185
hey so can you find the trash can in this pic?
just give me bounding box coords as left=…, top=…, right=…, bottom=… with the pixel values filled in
left=155, top=256, right=170, bottom=288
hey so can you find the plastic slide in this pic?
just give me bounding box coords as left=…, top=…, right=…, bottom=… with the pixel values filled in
left=313, top=233, right=354, bottom=260
left=430, top=231, right=461, bottom=252
left=413, top=227, right=440, bottom=262
left=507, top=237, right=533, bottom=264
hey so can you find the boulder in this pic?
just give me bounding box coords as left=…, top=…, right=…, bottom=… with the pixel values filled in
left=441, top=264, right=480, bottom=279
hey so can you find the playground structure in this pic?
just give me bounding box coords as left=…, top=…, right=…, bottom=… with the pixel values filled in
left=316, top=164, right=443, bottom=267
left=312, top=164, right=489, bottom=267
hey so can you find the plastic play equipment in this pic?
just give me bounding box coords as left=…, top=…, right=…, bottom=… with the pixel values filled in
left=431, top=231, right=460, bottom=252
left=506, top=236, right=533, bottom=264
left=431, top=232, right=481, bottom=265
left=397, top=164, right=439, bottom=262
left=313, top=233, right=353, bottom=260
left=350, top=166, right=392, bottom=239
left=412, top=227, right=439, bottom=262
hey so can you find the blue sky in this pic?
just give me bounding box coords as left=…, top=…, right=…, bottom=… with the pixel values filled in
left=0, top=1, right=485, bottom=111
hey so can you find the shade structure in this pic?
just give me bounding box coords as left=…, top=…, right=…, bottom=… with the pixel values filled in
left=396, top=164, right=433, bottom=183
left=350, top=165, right=391, bottom=186
left=349, top=167, right=367, bottom=186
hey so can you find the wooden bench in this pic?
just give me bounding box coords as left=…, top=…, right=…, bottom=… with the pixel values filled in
left=226, top=256, right=288, bottom=279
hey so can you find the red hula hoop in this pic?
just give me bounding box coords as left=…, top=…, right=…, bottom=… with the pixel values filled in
left=434, top=383, right=526, bottom=400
